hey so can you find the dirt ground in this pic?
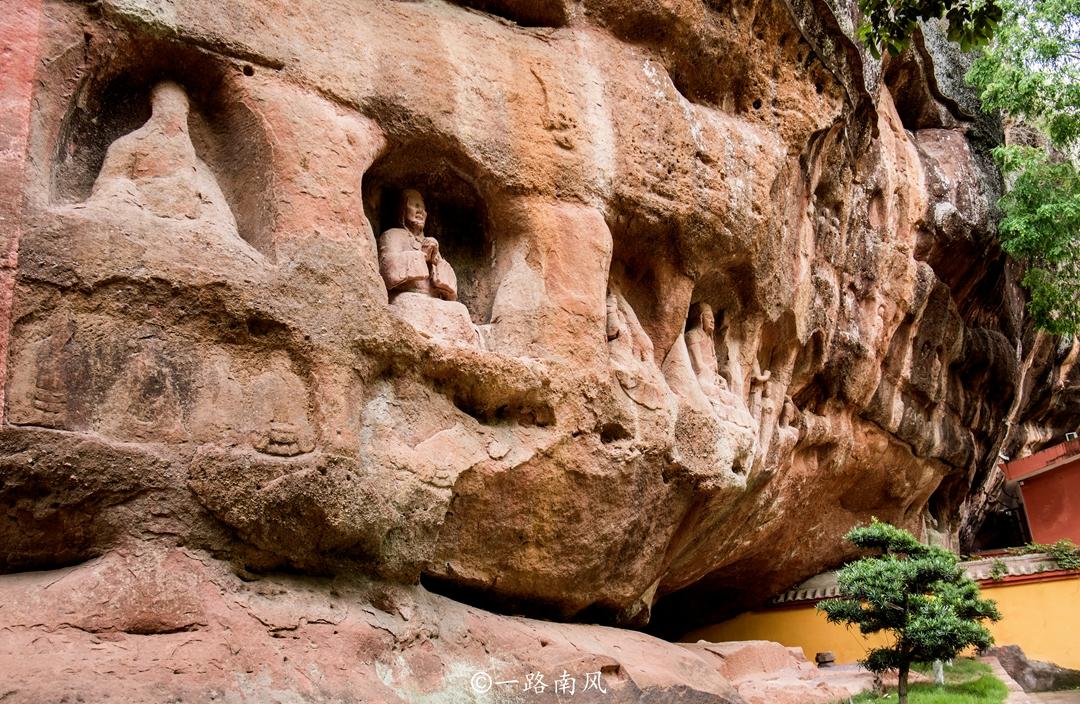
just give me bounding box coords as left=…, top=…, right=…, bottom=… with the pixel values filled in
left=1031, top=692, right=1080, bottom=703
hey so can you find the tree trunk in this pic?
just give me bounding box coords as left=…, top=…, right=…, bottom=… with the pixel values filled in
left=898, top=662, right=910, bottom=704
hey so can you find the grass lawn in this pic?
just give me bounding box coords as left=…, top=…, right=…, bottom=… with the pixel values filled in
left=849, top=658, right=1008, bottom=704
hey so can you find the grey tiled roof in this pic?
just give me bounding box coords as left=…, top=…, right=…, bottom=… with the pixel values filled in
left=770, top=553, right=1065, bottom=606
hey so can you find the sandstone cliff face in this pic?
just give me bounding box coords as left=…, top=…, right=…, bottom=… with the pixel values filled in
left=1, top=0, right=1078, bottom=698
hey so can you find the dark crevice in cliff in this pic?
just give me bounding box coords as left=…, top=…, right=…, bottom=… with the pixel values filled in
left=446, top=0, right=572, bottom=28
left=419, top=572, right=579, bottom=622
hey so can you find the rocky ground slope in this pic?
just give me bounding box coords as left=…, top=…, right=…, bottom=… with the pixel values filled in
left=1, top=0, right=1078, bottom=700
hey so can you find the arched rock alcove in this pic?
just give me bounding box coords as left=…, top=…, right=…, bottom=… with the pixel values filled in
left=361, top=141, right=494, bottom=325
left=51, top=36, right=276, bottom=257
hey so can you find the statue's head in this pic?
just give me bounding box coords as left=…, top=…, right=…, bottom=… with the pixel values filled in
left=400, top=189, right=427, bottom=236
left=149, top=81, right=190, bottom=124
left=781, top=397, right=797, bottom=424
left=689, top=302, right=715, bottom=335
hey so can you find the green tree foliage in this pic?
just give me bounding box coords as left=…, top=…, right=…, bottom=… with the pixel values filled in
left=966, top=0, right=1080, bottom=336
left=817, top=520, right=1001, bottom=704
left=857, top=0, right=1002, bottom=58
left=967, top=0, right=1080, bottom=147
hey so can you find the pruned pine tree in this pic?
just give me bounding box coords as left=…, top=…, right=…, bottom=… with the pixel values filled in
left=817, top=520, right=1001, bottom=704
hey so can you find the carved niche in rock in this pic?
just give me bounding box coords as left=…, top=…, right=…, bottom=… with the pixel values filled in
left=87, top=81, right=237, bottom=228
left=662, top=302, right=758, bottom=479
left=678, top=302, right=756, bottom=429
left=605, top=289, right=669, bottom=410
left=685, top=302, right=731, bottom=405
left=377, top=189, right=482, bottom=349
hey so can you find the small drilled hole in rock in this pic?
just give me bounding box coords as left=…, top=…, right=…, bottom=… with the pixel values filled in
left=752, top=99, right=762, bottom=110
left=242, top=65, right=254, bottom=77
left=815, top=83, right=824, bottom=94
left=246, top=316, right=283, bottom=337
left=600, top=422, right=632, bottom=444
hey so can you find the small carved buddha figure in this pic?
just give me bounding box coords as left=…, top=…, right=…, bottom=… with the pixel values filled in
left=377, top=190, right=457, bottom=302
left=249, top=370, right=316, bottom=458
left=31, top=327, right=74, bottom=428
left=748, top=358, right=772, bottom=422
left=685, top=302, right=729, bottom=402
left=89, top=80, right=236, bottom=228
left=606, top=290, right=667, bottom=410
left=102, top=337, right=187, bottom=442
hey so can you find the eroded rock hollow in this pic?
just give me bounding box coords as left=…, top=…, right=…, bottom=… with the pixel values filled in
left=2, top=0, right=1078, bottom=700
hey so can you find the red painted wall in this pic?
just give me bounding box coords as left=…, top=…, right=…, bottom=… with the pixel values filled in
left=1017, top=457, right=1080, bottom=545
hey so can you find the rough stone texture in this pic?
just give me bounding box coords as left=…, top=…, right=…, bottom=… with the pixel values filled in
left=682, top=640, right=876, bottom=704
left=992, top=646, right=1080, bottom=693
left=2, top=0, right=1079, bottom=697
left=0, top=546, right=745, bottom=703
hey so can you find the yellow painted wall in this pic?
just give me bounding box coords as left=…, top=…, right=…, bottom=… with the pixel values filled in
left=683, top=604, right=891, bottom=666
left=980, top=577, right=1080, bottom=669
left=683, top=575, right=1080, bottom=670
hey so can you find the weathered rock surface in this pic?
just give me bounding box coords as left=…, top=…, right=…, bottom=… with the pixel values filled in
left=683, top=640, right=876, bottom=704
left=0, top=546, right=746, bottom=703
left=1, top=0, right=1079, bottom=697
left=992, top=645, right=1080, bottom=693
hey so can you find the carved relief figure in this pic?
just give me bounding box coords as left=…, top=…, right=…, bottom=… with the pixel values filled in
left=376, top=190, right=480, bottom=348
left=683, top=302, right=755, bottom=423
left=661, top=302, right=758, bottom=478
left=88, top=81, right=237, bottom=228
left=378, top=190, right=457, bottom=301
left=6, top=316, right=92, bottom=430
left=755, top=382, right=780, bottom=459
left=30, top=327, right=73, bottom=428
left=685, top=302, right=729, bottom=403
left=606, top=291, right=667, bottom=410
left=187, top=355, right=246, bottom=445
left=759, top=395, right=800, bottom=473
left=777, top=396, right=800, bottom=450
left=102, top=338, right=187, bottom=442
left=249, top=370, right=316, bottom=457
left=748, top=358, right=771, bottom=422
